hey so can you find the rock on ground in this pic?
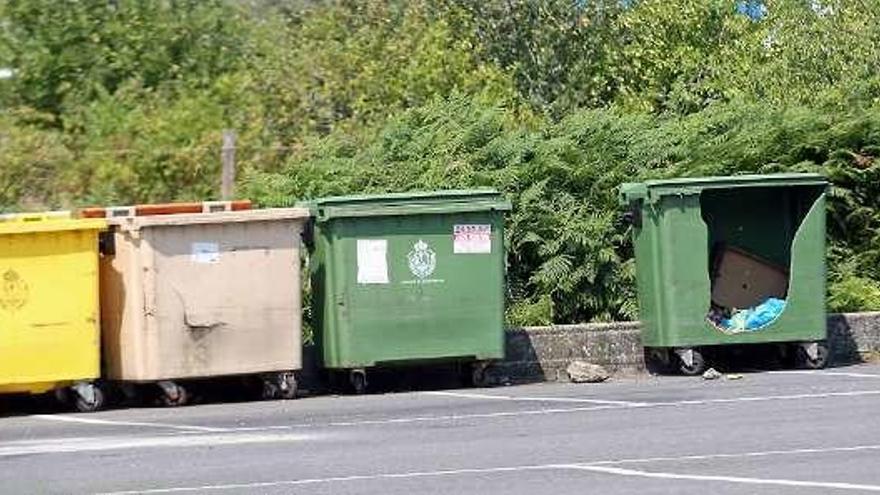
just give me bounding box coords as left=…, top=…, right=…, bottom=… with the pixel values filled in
left=702, top=368, right=722, bottom=380
left=566, top=360, right=610, bottom=383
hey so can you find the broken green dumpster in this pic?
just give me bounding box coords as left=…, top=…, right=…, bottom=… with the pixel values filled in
left=303, top=190, right=511, bottom=393
left=619, top=173, right=828, bottom=375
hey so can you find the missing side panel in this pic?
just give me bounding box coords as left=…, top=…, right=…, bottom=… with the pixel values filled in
left=701, top=185, right=822, bottom=333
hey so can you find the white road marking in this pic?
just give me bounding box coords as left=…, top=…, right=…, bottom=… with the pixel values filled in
left=95, top=443, right=880, bottom=494
left=222, top=389, right=880, bottom=432
left=95, top=465, right=565, bottom=494
left=647, top=389, right=880, bottom=407
left=222, top=404, right=622, bottom=432
left=424, top=390, right=648, bottom=406
left=770, top=370, right=880, bottom=379
left=567, top=464, right=880, bottom=491
left=26, top=389, right=880, bottom=438
left=592, top=444, right=880, bottom=466
left=33, top=414, right=229, bottom=433
left=0, top=432, right=313, bottom=457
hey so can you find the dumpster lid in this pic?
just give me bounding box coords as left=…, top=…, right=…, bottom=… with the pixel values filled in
left=303, top=189, right=512, bottom=221
left=108, top=207, right=311, bottom=231
left=81, top=200, right=252, bottom=219
left=0, top=211, right=107, bottom=235
left=619, top=173, right=827, bottom=204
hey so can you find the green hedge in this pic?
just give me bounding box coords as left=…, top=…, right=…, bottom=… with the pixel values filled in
left=245, top=96, right=880, bottom=324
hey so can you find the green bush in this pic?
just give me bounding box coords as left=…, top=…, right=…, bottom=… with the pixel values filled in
left=245, top=96, right=880, bottom=323
left=0, top=109, right=72, bottom=211
left=4, top=0, right=880, bottom=321
left=828, top=266, right=880, bottom=314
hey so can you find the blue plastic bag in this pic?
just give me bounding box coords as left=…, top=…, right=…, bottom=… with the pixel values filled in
left=744, top=297, right=786, bottom=330
left=720, top=298, right=786, bottom=332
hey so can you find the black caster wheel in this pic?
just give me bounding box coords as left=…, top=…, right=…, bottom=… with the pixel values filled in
left=677, top=348, right=707, bottom=376
left=158, top=381, right=189, bottom=407
left=262, top=372, right=298, bottom=400
left=71, top=382, right=106, bottom=413
left=798, top=341, right=829, bottom=370
left=471, top=363, right=492, bottom=387
left=644, top=348, right=675, bottom=375
left=349, top=370, right=367, bottom=395
left=277, top=373, right=298, bottom=400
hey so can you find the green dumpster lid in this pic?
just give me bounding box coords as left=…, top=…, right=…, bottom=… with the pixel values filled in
left=619, top=173, right=827, bottom=205
left=302, top=189, right=512, bottom=221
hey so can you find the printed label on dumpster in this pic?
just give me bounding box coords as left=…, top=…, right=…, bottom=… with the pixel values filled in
left=453, top=224, right=492, bottom=254
left=191, top=242, right=220, bottom=264
left=357, top=239, right=389, bottom=284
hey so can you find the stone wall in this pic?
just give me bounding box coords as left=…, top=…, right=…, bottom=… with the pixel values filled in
left=827, top=312, right=880, bottom=363
left=500, top=322, right=644, bottom=381
left=299, top=312, right=880, bottom=390
left=501, top=312, right=880, bottom=382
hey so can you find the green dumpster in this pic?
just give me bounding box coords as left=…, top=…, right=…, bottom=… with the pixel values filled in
left=619, top=173, right=828, bottom=374
left=304, top=189, right=512, bottom=393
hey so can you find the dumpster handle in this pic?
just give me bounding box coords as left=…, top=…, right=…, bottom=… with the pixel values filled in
left=620, top=204, right=642, bottom=228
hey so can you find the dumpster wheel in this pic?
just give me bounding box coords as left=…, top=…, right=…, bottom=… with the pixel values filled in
left=471, top=362, right=492, bottom=387
left=798, top=341, right=829, bottom=370
left=349, top=369, right=367, bottom=395
left=644, top=348, right=676, bottom=375
left=157, top=381, right=189, bottom=407
left=675, top=348, right=707, bottom=376
left=262, top=372, right=298, bottom=400
left=71, top=382, right=107, bottom=413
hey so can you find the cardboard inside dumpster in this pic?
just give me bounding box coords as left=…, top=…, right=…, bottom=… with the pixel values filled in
left=711, top=247, right=788, bottom=309
left=707, top=246, right=789, bottom=332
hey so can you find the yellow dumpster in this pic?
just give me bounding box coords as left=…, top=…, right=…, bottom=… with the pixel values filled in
left=0, top=212, right=107, bottom=411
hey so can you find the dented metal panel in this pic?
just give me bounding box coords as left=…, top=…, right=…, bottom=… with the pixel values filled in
left=100, top=209, right=308, bottom=381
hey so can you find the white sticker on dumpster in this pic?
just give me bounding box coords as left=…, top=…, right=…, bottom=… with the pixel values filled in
left=357, top=239, right=389, bottom=284
left=191, top=242, right=220, bottom=264
left=454, top=224, right=492, bottom=254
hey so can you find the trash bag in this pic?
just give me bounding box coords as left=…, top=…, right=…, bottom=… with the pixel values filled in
left=723, top=310, right=750, bottom=332
left=720, top=297, right=786, bottom=332
left=745, top=297, right=786, bottom=329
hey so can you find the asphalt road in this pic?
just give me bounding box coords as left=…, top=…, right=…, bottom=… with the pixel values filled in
left=1, top=364, right=880, bottom=494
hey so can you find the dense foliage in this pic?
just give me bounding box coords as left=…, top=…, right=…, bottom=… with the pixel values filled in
left=2, top=0, right=879, bottom=321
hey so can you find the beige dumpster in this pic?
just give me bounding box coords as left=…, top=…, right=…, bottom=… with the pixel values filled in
left=99, top=208, right=310, bottom=405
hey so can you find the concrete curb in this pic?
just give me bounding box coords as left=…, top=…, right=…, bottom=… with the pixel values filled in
left=502, top=312, right=880, bottom=382
left=500, top=322, right=644, bottom=381
left=298, top=312, right=880, bottom=390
